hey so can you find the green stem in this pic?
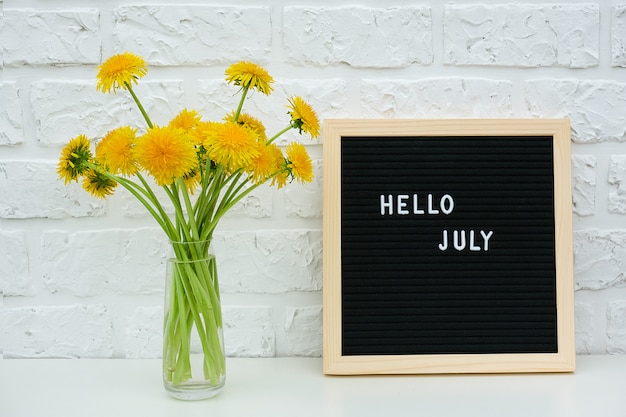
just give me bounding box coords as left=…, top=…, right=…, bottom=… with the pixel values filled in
left=232, top=85, right=250, bottom=122
left=134, top=172, right=178, bottom=238
left=85, top=163, right=176, bottom=238
left=125, top=82, right=153, bottom=129
left=266, top=125, right=293, bottom=145
left=163, top=184, right=193, bottom=242
left=193, top=160, right=220, bottom=222
left=201, top=170, right=285, bottom=241
left=164, top=247, right=225, bottom=386
left=178, top=178, right=201, bottom=241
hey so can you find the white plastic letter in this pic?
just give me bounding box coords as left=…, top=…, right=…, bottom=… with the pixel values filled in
left=440, top=194, right=454, bottom=215
left=413, top=194, right=425, bottom=214
left=481, top=230, right=494, bottom=251
left=428, top=194, right=440, bottom=214
left=438, top=230, right=448, bottom=251
left=453, top=230, right=466, bottom=250
left=469, top=230, right=480, bottom=251
left=380, top=194, right=393, bottom=215
left=397, top=195, right=409, bottom=215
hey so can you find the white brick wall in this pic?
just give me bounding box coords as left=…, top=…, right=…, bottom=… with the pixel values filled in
left=3, top=9, right=101, bottom=66
left=1, top=0, right=625, bottom=359
left=443, top=4, right=600, bottom=68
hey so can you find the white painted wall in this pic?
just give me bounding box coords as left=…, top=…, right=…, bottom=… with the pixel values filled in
left=0, top=0, right=625, bottom=358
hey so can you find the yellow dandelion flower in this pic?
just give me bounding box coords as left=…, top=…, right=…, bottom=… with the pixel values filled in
left=194, top=121, right=223, bottom=164
left=270, top=146, right=289, bottom=189
left=57, top=134, right=93, bottom=184
left=169, top=108, right=202, bottom=132
left=224, top=111, right=268, bottom=141
left=183, top=169, right=201, bottom=194
left=285, top=142, right=314, bottom=184
left=206, top=122, right=260, bottom=171
left=247, top=143, right=280, bottom=184
left=225, top=61, right=274, bottom=95
left=96, top=126, right=138, bottom=176
left=287, top=96, right=320, bottom=139
left=133, top=126, right=198, bottom=186
left=96, top=52, right=148, bottom=94
left=271, top=171, right=289, bottom=189
left=196, top=121, right=222, bottom=147
left=82, top=168, right=117, bottom=199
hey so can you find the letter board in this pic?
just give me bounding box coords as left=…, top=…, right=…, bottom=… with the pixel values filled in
left=322, top=119, right=575, bottom=375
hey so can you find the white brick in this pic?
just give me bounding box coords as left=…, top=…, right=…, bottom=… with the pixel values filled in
left=0, top=160, right=106, bottom=219
left=32, top=81, right=108, bottom=146
left=214, top=230, right=322, bottom=293
left=41, top=228, right=169, bottom=296
left=125, top=306, right=163, bottom=359
left=193, top=79, right=240, bottom=121
left=0, top=304, right=113, bottom=358
left=361, top=78, right=513, bottom=118
left=574, top=229, right=626, bottom=290
left=524, top=80, right=626, bottom=143
left=224, top=185, right=273, bottom=219
left=0, top=9, right=4, bottom=73
left=572, top=155, right=596, bottom=217
left=31, top=80, right=185, bottom=146
left=113, top=6, right=271, bottom=65
left=575, top=302, right=595, bottom=354
left=609, top=155, right=626, bottom=214
left=607, top=301, right=626, bottom=354
left=284, top=6, right=432, bottom=68
left=444, top=4, right=599, bottom=68
left=2, top=9, right=101, bottom=66
left=0, top=231, right=30, bottom=296
left=612, top=5, right=626, bottom=67
left=285, top=159, right=322, bottom=219
left=223, top=306, right=275, bottom=357
left=115, top=176, right=175, bottom=219
left=284, top=305, right=322, bottom=357
left=0, top=82, right=23, bottom=146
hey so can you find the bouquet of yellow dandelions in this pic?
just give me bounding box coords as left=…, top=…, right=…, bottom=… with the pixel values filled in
left=57, top=52, right=320, bottom=396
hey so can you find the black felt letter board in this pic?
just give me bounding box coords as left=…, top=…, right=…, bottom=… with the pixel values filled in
left=340, top=136, right=558, bottom=356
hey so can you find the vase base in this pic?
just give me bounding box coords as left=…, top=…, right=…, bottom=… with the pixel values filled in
left=164, top=381, right=225, bottom=401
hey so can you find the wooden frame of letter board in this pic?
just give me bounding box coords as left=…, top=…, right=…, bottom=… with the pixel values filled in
left=322, top=119, right=575, bottom=375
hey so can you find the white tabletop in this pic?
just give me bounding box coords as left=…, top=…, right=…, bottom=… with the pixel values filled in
left=1, top=356, right=625, bottom=417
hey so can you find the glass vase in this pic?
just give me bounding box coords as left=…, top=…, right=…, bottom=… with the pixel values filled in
left=162, top=240, right=226, bottom=400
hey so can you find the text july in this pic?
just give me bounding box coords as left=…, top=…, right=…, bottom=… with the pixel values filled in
left=438, top=229, right=493, bottom=252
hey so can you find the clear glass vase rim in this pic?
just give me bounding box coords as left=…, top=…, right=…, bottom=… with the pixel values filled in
left=167, top=256, right=213, bottom=263
left=169, top=239, right=212, bottom=245
left=168, top=239, right=213, bottom=263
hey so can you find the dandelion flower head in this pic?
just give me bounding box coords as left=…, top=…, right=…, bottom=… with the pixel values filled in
left=82, top=168, right=117, bottom=199
left=287, top=96, right=320, bottom=139
left=269, top=145, right=288, bottom=189
left=247, top=143, right=281, bottom=184
left=96, top=52, right=148, bottom=94
left=225, top=61, right=274, bottom=95
left=57, top=134, right=93, bottom=184
left=206, top=122, right=260, bottom=171
left=183, top=169, right=201, bottom=194
left=96, top=126, right=138, bottom=176
left=225, top=111, right=268, bottom=142
left=285, top=142, right=313, bottom=184
left=169, top=108, right=202, bottom=132
left=133, top=126, right=198, bottom=186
